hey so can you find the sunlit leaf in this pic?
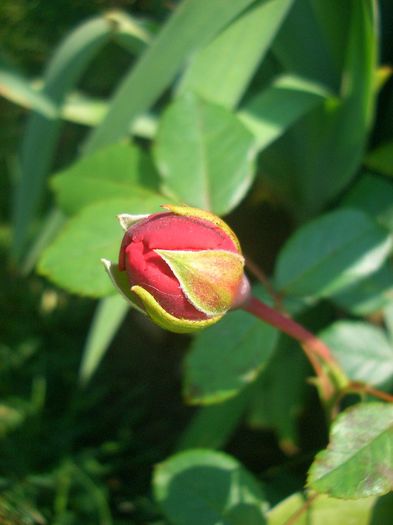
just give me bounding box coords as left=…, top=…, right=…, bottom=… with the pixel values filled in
left=38, top=198, right=164, bottom=297
left=268, top=492, right=383, bottom=525
left=320, top=321, right=393, bottom=387
left=51, top=142, right=160, bottom=214
left=154, top=93, right=256, bottom=215
left=308, top=402, right=393, bottom=498
left=275, top=209, right=392, bottom=298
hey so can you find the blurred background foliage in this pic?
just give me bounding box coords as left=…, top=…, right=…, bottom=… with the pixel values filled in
left=1, top=0, right=393, bottom=523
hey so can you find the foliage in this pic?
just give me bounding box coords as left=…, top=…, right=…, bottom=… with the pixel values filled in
left=1, top=0, right=393, bottom=523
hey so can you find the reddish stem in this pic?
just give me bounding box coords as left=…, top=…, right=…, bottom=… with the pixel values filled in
left=243, top=296, right=337, bottom=365
left=344, top=382, right=393, bottom=403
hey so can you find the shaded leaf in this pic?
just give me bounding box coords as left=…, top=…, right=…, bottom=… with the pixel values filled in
left=79, top=295, right=129, bottom=385
left=12, top=15, right=113, bottom=260
left=176, top=390, right=251, bottom=451
left=183, top=290, right=278, bottom=405
left=154, top=449, right=267, bottom=525
left=342, top=172, right=393, bottom=231
left=238, top=74, right=327, bottom=151
left=365, top=141, right=393, bottom=177
left=247, top=337, right=309, bottom=452
left=275, top=209, right=392, bottom=298
left=272, top=0, right=341, bottom=89
left=0, top=403, right=26, bottom=437
left=154, top=93, right=256, bottom=215
left=261, top=0, right=376, bottom=217
left=308, top=402, right=393, bottom=498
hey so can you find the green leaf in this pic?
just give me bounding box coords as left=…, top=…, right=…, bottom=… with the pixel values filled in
left=384, top=303, right=393, bottom=345
left=261, top=0, right=377, bottom=217
left=21, top=208, right=66, bottom=275
left=85, top=0, right=257, bottom=152
left=176, top=390, right=251, bottom=451
left=51, top=142, right=160, bottom=214
left=320, top=321, right=393, bottom=387
left=272, top=0, right=341, bottom=89
left=0, top=402, right=26, bottom=437
left=332, top=263, right=393, bottom=316
left=342, top=172, right=393, bottom=231
left=308, top=402, right=393, bottom=498
left=275, top=209, right=392, bottom=298
left=365, top=141, right=393, bottom=177
left=268, top=492, right=382, bottom=525
left=0, top=65, right=56, bottom=117
left=154, top=449, right=267, bottom=525
left=247, top=337, right=309, bottom=452
left=370, top=493, right=393, bottom=525
left=178, top=0, right=294, bottom=108
left=12, top=15, right=113, bottom=260
left=183, top=294, right=278, bottom=404
left=106, top=10, right=153, bottom=53
left=154, top=93, right=256, bottom=215
left=79, top=295, right=129, bottom=385
left=38, top=198, right=164, bottom=297
left=61, top=91, right=158, bottom=138
left=238, top=74, right=327, bottom=151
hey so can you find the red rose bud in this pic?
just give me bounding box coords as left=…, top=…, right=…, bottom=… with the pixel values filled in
left=102, top=204, right=250, bottom=333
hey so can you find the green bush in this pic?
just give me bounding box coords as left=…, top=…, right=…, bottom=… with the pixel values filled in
left=1, top=0, right=393, bottom=523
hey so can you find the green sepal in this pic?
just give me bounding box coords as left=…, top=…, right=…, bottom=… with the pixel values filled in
left=131, top=285, right=223, bottom=333
left=117, top=213, right=149, bottom=231
left=155, top=249, right=244, bottom=316
left=101, top=258, right=144, bottom=313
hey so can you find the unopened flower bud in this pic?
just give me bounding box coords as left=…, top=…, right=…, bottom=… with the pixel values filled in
left=102, top=204, right=249, bottom=333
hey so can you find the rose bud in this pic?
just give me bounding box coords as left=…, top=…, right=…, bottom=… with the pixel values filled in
left=102, top=204, right=250, bottom=333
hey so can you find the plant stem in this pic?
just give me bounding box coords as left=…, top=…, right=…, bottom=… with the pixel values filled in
left=245, top=256, right=282, bottom=309
left=282, top=493, right=319, bottom=525
left=243, top=296, right=337, bottom=365
left=242, top=295, right=347, bottom=401
left=341, top=382, right=393, bottom=404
